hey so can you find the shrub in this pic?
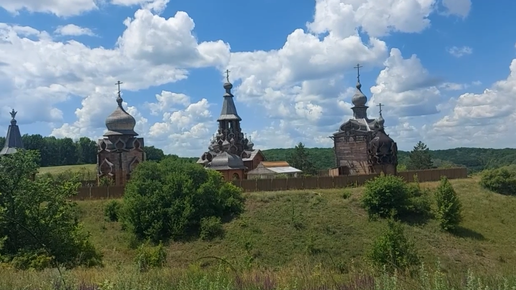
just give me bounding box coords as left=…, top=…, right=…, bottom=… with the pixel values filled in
left=104, top=200, right=122, bottom=222
left=0, top=150, right=103, bottom=269
left=479, top=166, right=516, bottom=195
left=405, top=182, right=432, bottom=217
left=199, top=216, right=224, bottom=241
left=362, top=174, right=410, bottom=219
left=368, top=219, right=420, bottom=273
left=134, top=241, right=167, bottom=272
left=121, top=159, right=245, bottom=243
left=435, top=177, right=462, bottom=231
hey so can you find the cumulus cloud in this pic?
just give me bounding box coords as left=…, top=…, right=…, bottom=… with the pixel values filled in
left=447, top=46, right=473, bottom=58
left=0, top=7, right=229, bottom=154
left=429, top=58, right=516, bottom=148
left=0, top=0, right=98, bottom=17
left=54, top=24, right=96, bottom=36
left=1, top=0, right=503, bottom=155
left=440, top=0, right=471, bottom=19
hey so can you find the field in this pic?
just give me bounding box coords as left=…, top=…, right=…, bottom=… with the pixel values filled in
left=2, top=176, right=516, bottom=289
left=38, top=164, right=96, bottom=176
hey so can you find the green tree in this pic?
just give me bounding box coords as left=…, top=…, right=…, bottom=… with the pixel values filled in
left=121, top=158, right=245, bottom=243
left=435, top=176, right=462, bottom=231
left=0, top=150, right=102, bottom=269
left=407, top=141, right=433, bottom=170
left=287, top=142, right=317, bottom=175
left=76, top=137, right=97, bottom=164
left=144, top=146, right=165, bottom=162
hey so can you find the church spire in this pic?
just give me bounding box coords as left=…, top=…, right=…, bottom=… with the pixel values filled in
left=0, top=108, right=24, bottom=156
left=217, top=69, right=242, bottom=121
left=351, top=63, right=369, bottom=119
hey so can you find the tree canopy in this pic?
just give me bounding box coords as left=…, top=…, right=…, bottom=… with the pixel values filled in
left=0, top=150, right=102, bottom=269
left=121, top=157, right=245, bottom=243
left=407, top=141, right=434, bottom=170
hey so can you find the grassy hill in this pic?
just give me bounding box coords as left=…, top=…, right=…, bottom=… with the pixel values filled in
left=79, top=177, right=516, bottom=273
left=2, top=176, right=516, bottom=289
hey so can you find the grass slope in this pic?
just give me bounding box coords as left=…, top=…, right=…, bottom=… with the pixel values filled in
left=38, top=164, right=96, bottom=175
left=78, top=177, right=516, bottom=276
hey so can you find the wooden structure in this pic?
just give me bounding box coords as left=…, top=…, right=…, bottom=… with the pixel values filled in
left=72, top=167, right=468, bottom=199
left=331, top=64, right=397, bottom=176
left=197, top=71, right=264, bottom=181
left=97, top=81, right=146, bottom=186
left=247, top=161, right=302, bottom=179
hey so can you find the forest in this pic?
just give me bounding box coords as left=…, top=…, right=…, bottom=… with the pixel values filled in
left=1, top=134, right=514, bottom=173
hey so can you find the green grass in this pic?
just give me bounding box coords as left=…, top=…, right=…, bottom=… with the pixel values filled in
left=2, top=177, right=516, bottom=289
left=38, top=164, right=96, bottom=176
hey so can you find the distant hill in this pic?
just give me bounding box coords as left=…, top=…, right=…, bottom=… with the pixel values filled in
left=261, top=147, right=516, bottom=173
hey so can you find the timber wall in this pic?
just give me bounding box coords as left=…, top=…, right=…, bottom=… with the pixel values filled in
left=71, top=167, right=468, bottom=199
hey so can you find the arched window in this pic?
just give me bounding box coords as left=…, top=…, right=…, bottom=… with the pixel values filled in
left=232, top=173, right=240, bottom=180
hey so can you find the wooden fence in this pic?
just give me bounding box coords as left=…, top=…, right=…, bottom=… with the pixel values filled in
left=71, top=167, right=468, bottom=200
left=232, top=167, right=468, bottom=192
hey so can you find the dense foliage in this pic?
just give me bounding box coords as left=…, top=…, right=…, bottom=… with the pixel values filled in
left=435, top=177, right=462, bottom=231
left=479, top=165, right=516, bottom=195
left=407, top=141, right=433, bottom=170
left=121, top=157, right=245, bottom=243
left=3, top=134, right=512, bottom=174
left=286, top=142, right=317, bottom=175
left=369, top=219, right=420, bottom=272
left=0, top=150, right=102, bottom=269
left=361, top=174, right=431, bottom=220
left=0, top=135, right=167, bottom=167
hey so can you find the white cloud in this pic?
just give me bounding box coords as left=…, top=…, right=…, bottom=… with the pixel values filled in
left=0, top=7, right=229, bottom=155
left=429, top=58, right=516, bottom=148
left=54, top=24, right=95, bottom=36
left=441, top=0, right=471, bottom=19
left=0, top=0, right=98, bottom=17
left=447, top=46, right=473, bottom=58
left=4, top=0, right=510, bottom=156
left=111, top=0, right=169, bottom=14
left=368, top=48, right=443, bottom=117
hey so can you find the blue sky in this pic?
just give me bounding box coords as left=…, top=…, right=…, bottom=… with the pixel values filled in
left=0, top=0, right=515, bottom=156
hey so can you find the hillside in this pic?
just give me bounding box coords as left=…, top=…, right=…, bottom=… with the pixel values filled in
left=76, top=177, right=514, bottom=276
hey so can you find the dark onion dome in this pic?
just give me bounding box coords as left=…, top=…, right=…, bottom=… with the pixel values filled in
left=104, top=95, right=138, bottom=136
left=352, top=81, right=367, bottom=107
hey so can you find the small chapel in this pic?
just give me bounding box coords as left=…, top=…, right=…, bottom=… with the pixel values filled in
left=331, top=64, right=398, bottom=176
left=97, top=81, right=146, bottom=186
left=0, top=109, right=24, bottom=156
left=197, top=71, right=265, bottom=181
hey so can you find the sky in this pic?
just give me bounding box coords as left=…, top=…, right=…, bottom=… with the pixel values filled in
left=0, top=0, right=515, bottom=157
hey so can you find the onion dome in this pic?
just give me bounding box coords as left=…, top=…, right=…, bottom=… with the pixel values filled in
left=352, top=81, right=367, bottom=107
left=104, top=91, right=138, bottom=136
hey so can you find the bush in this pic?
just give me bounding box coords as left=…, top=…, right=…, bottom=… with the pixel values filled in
left=362, top=174, right=410, bottom=219
left=121, top=159, right=245, bottom=243
left=199, top=216, right=224, bottom=241
left=368, top=219, right=420, bottom=273
left=104, top=200, right=122, bottom=222
left=0, top=150, right=102, bottom=269
left=435, top=177, right=462, bottom=231
left=405, top=182, right=432, bottom=217
left=479, top=166, right=516, bottom=195
left=134, top=241, right=167, bottom=272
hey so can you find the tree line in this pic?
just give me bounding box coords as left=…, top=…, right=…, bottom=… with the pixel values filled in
left=0, top=135, right=168, bottom=167
left=1, top=134, right=512, bottom=173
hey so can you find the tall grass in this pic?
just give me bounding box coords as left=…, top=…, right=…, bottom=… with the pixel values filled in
left=1, top=262, right=515, bottom=290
